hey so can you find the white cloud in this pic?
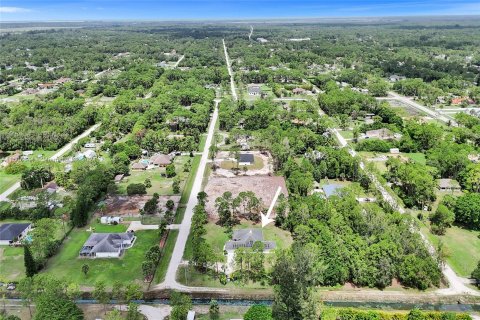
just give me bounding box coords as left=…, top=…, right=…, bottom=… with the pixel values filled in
left=0, top=7, right=31, bottom=13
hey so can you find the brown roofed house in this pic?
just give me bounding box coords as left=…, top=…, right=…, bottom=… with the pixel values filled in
left=150, top=154, right=171, bottom=167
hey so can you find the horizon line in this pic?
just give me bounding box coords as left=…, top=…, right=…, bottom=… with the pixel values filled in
left=2, top=14, right=480, bottom=24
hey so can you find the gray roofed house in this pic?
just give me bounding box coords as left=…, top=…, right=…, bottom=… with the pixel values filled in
left=79, top=232, right=136, bottom=258
left=238, top=153, right=254, bottom=166
left=247, top=84, right=261, bottom=96
left=224, top=229, right=275, bottom=251
left=0, top=223, right=31, bottom=245
left=437, top=179, right=461, bottom=191
left=131, top=162, right=148, bottom=170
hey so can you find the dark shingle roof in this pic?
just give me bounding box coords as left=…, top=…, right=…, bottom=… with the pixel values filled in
left=239, top=153, right=254, bottom=164
left=225, top=228, right=276, bottom=251
left=81, top=233, right=135, bottom=254
left=0, top=223, right=31, bottom=241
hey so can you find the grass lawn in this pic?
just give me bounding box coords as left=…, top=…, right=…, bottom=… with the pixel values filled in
left=197, top=311, right=245, bottom=320
left=184, top=220, right=293, bottom=262
left=0, top=170, right=20, bottom=194
left=404, top=153, right=426, bottom=165
left=198, top=134, right=207, bottom=151
left=154, top=230, right=178, bottom=283
left=180, top=156, right=201, bottom=205
left=89, top=221, right=128, bottom=233
left=43, top=229, right=159, bottom=286
left=116, top=156, right=191, bottom=196
left=339, top=130, right=354, bottom=139
left=424, top=225, right=480, bottom=277
left=0, top=246, right=24, bottom=282
left=0, top=219, right=65, bottom=281
left=219, top=156, right=264, bottom=171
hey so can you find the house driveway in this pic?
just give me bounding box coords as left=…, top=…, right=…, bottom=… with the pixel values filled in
left=127, top=221, right=159, bottom=232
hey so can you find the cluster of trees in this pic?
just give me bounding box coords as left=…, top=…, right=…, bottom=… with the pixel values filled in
left=92, top=280, right=143, bottom=319
left=141, top=245, right=162, bottom=281
left=17, top=274, right=84, bottom=320
left=24, top=218, right=61, bottom=275
left=189, top=192, right=217, bottom=272
left=277, top=189, right=441, bottom=290
left=20, top=166, right=54, bottom=190
left=233, top=241, right=266, bottom=283
left=215, top=191, right=263, bottom=226
left=0, top=96, right=96, bottom=150
left=384, top=158, right=437, bottom=209
left=70, top=164, right=114, bottom=227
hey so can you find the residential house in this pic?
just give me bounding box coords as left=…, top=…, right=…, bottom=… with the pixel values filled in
left=247, top=84, right=261, bottom=96
left=38, top=83, right=56, bottom=89
left=238, top=153, right=254, bottom=166
left=292, top=87, right=306, bottom=95
left=114, top=174, right=125, bottom=183
left=187, top=311, right=196, bottom=320
left=437, top=179, right=461, bottom=192
left=257, top=38, right=269, bottom=43
left=468, top=154, right=480, bottom=163
left=150, top=154, right=171, bottom=167
left=79, top=232, right=136, bottom=258
left=0, top=223, right=32, bottom=245
left=84, top=143, right=96, bottom=148
left=224, top=229, right=276, bottom=251
left=132, top=162, right=148, bottom=171
left=54, top=77, right=72, bottom=84
left=1, top=152, right=21, bottom=167
left=361, top=128, right=402, bottom=141
left=43, top=181, right=58, bottom=194
left=389, top=75, right=406, bottom=82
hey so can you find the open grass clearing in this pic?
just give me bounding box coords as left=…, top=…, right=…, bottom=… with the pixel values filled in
left=183, top=219, right=293, bottom=262
left=219, top=155, right=264, bottom=170
left=154, top=230, right=178, bottom=283
left=43, top=228, right=159, bottom=286
left=116, top=156, right=191, bottom=196
left=423, top=224, right=480, bottom=278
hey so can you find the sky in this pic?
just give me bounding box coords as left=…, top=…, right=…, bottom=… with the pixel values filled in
left=1, top=0, right=480, bottom=21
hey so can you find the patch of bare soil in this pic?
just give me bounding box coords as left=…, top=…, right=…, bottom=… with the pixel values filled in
left=204, top=175, right=288, bottom=216
left=98, top=195, right=180, bottom=217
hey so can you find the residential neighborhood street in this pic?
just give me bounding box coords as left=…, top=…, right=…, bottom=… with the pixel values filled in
left=158, top=100, right=220, bottom=291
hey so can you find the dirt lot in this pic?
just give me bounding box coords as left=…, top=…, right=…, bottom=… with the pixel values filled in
left=203, top=175, right=288, bottom=216
left=98, top=195, right=180, bottom=217
left=214, top=151, right=273, bottom=177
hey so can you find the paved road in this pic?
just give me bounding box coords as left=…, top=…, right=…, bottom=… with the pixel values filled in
left=222, top=39, right=238, bottom=101
left=0, top=123, right=101, bottom=203
left=158, top=100, right=220, bottom=290
left=379, top=92, right=456, bottom=125
left=330, top=128, right=479, bottom=296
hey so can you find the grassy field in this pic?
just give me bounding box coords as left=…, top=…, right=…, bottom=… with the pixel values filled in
left=184, top=219, right=293, bottom=262
left=0, top=219, right=65, bottom=281
left=0, top=246, right=24, bottom=282
left=43, top=228, right=159, bottom=286
left=154, top=230, right=178, bottom=283
left=0, top=150, right=62, bottom=195
left=116, top=156, right=191, bottom=196
left=425, top=225, right=480, bottom=277
left=219, top=156, right=264, bottom=171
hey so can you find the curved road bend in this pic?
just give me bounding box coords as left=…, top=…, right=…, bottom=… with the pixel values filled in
left=330, top=128, right=479, bottom=296
left=0, top=123, right=101, bottom=203
left=156, top=100, right=222, bottom=292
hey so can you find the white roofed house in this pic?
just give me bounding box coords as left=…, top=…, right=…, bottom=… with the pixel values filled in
left=79, top=232, right=136, bottom=258
left=360, top=128, right=402, bottom=141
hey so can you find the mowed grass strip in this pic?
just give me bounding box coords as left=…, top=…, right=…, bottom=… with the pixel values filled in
left=154, top=230, right=178, bottom=283
left=43, top=229, right=159, bottom=286
left=0, top=247, right=24, bottom=282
